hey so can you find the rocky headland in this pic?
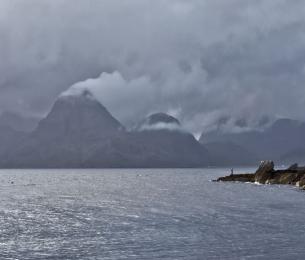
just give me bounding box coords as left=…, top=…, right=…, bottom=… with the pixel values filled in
left=216, top=161, right=305, bottom=190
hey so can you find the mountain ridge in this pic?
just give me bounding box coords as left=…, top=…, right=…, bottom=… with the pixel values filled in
left=1, top=89, right=305, bottom=168
left=0, top=90, right=210, bottom=168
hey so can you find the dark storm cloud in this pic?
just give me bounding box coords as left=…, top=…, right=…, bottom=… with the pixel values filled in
left=1, top=0, right=305, bottom=134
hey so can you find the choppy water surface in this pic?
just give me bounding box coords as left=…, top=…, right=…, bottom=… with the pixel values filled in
left=0, top=168, right=304, bottom=259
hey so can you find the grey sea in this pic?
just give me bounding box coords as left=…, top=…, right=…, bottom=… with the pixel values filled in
left=0, top=168, right=304, bottom=260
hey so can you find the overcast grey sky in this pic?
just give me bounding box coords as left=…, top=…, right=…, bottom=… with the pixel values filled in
left=1, top=0, right=305, bottom=134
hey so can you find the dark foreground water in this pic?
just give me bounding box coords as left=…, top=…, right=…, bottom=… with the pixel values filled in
left=0, top=168, right=304, bottom=260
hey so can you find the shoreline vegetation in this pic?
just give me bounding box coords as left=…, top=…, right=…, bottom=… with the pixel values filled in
left=215, top=161, right=305, bottom=190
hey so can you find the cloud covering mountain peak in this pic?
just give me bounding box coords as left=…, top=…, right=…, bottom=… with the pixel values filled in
left=1, top=0, right=305, bottom=134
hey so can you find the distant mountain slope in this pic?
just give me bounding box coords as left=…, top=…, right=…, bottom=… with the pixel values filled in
left=0, top=111, right=40, bottom=132
left=86, top=130, right=209, bottom=168
left=7, top=87, right=304, bottom=168
left=0, top=91, right=210, bottom=168
left=204, top=141, right=258, bottom=166
left=200, top=118, right=305, bottom=164
left=0, top=126, right=27, bottom=166
left=0, top=90, right=124, bottom=168
left=76, top=112, right=210, bottom=168
left=280, top=148, right=305, bottom=165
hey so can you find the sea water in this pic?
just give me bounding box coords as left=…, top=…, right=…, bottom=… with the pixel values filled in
left=0, top=168, right=304, bottom=259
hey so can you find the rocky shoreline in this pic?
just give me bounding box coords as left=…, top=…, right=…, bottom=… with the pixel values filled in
left=215, top=161, right=305, bottom=190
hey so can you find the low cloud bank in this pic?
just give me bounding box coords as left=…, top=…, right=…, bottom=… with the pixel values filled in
left=1, top=0, right=305, bottom=134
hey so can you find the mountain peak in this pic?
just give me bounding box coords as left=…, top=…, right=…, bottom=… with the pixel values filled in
left=35, top=90, right=123, bottom=141
left=136, top=112, right=182, bottom=132
left=146, top=113, right=181, bottom=126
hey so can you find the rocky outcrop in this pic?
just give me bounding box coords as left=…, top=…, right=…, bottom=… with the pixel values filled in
left=216, top=173, right=255, bottom=183
left=254, top=160, right=274, bottom=183
left=215, top=161, right=305, bottom=190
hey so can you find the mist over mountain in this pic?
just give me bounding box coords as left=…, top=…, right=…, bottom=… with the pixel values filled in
left=144, top=113, right=181, bottom=126
left=0, top=86, right=304, bottom=168
left=1, top=2, right=305, bottom=259
left=136, top=112, right=183, bottom=132
left=1, top=1, right=305, bottom=135
left=0, top=1, right=305, bottom=167
left=0, top=90, right=210, bottom=168
left=128, top=112, right=209, bottom=167
left=36, top=90, right=123, bottom=141
left=0, top=111, right=40, bottom=132
left=200, top=118, right=305, bottom=165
